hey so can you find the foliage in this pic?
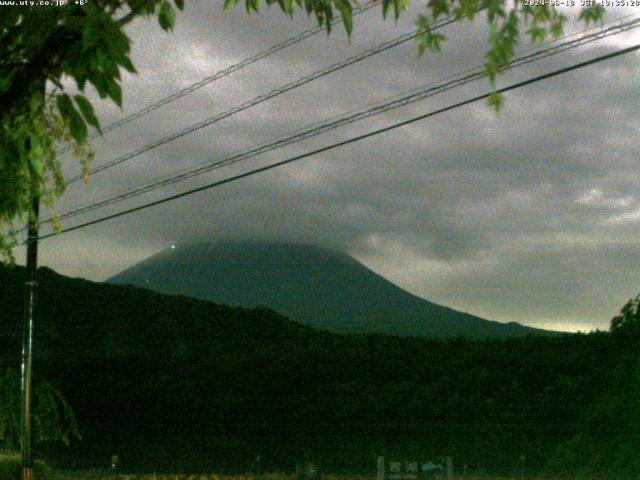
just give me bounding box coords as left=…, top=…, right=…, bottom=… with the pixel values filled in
left=224, top=0, right=605, bottom=108
left=0, top=0, right=605, bottom=260
left=0, top=265, right=636, bottom=477
left=540, top=296, right=640, bottom=478
left=610, top=293, right=640, bottom=338
left=0, top=451, right=47, bottom=480
left=0, top=368, right=80, bottom=451
left=0, top=1, right=174, bottom=261
left=546, top=364, right=640, bottom=479
left=0, top=96, right=93, bottom=263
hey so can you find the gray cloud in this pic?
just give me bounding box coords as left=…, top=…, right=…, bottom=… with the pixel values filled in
left=23, top=3, right=640, bottom=332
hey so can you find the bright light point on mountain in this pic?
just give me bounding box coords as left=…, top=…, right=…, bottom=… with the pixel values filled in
left=171, top=245, right=176, bottom=249
left=108, top=242, right=553, bottom=338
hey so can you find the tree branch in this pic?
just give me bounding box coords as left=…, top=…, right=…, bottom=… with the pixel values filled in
left=0, top=29, right=79, bottom=114
left=116, top=0, right=158, bottom=26
left=116, top=9, right=139, bottom=26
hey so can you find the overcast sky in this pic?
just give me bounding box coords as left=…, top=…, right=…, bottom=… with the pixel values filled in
left=15, top=2, right=640, bottom=333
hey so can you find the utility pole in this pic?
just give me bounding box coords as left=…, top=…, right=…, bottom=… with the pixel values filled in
left=20, top=83, right=43, bottom=480
left=20, top=190, right=39, bottom=480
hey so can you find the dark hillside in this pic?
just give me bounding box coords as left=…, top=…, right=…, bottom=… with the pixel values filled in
left=0, top=264, right=635, bottom=478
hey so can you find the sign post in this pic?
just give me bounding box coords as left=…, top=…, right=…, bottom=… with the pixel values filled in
left=445, top=457, right=453, bottom=480
left=388, top=461, right=419, bottom=480
left=381, top=456, right=453, bottom=480
left=377, top=456, right=385, bottom=480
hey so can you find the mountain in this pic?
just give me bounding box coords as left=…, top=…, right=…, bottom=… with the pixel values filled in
left=0, top=263, right=634, bottom=477
left=108, top=242, right=559, bottom=339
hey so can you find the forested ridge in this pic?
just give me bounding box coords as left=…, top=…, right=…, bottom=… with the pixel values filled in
left=1, top=264, right=637, bottom=478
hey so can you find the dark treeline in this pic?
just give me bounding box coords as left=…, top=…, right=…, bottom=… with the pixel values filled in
left=1, top=264, right=638, bottom=478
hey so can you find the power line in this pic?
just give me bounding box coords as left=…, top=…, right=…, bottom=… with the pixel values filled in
left=63, top=16, right=459, bottom=185
left=36, top=43, right=640, bottom=242
left=58, top=4, right=636, bottom=161
left=56, top=0, right=381, bottom=156
left=44, top=16, right=640, bottom=226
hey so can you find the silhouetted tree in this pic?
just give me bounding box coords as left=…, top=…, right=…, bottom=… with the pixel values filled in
left=610, top=294, right=640, bottom=337
left=0, top=369, right=80, bottom=450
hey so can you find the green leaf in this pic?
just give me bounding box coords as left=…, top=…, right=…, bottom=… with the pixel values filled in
left=417, top=19, right=446, bottom=55
left=224, top=0, right=237, bottom=10
left=426, top=31, right=445, bottom=52
left=57, top=94, right=88, bottom=144
left=382, top=0, right=392, bottom=19
left=29, top=95, right=43, bottom=115
left=71, top=113, right=88, bottom=145
left=485, top=60, right=499, bottom=87
left=278, top=0, right=294, bottom=16
left=82, top=21, right=99, bottom=50
left=106, top=78, right=123, bottom=107
left=120, top=55, right=137, bottom=74
left=158, top=0, right=176, bottom=31
left=174, top=0, right=185, bottom=9
left=336, top=1, right=353, bottom=37
left=16, top=134, right=27, bottom=165
left=488, top=91, right=504, bottom=112
left=74, top=70, right=88, bottom=91
left=247, top=0, right=260, bottom=13
left=103, top=23, right=131, bottom=61
left=550, top=14, right=566, bottom=38
left=74, top=95, right=102, bottom=134
left=578, top=5, right=605, bottom=26
left=29, top=137, right=44, bottom=179
left=96, top=49, right=119, bottom=78
left=430, top=0, right=450, bottom=21
left=526, top=25, right=546, bottom=44
left=56, top=94, right=74, bottom=120
left=90, top=73, right=109, bottom=98
left=394, top=0, right=410, bottom=20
